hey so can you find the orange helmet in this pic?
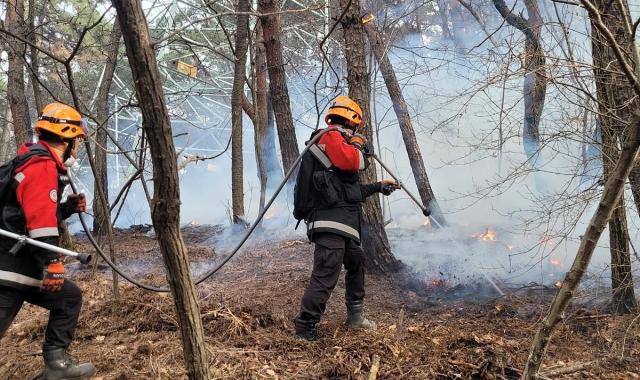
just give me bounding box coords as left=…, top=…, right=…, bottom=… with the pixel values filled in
left=35, top=103, right=86, bottom=140
left=324, top=96, right=363, bottom=128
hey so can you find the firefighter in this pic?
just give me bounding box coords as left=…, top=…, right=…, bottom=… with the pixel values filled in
left=0, top=103, right=96, bottom=379
left=294, top=95, right=399, bottom=340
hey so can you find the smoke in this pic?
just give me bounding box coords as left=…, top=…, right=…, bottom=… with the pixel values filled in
left=67, top=4, right=640, bottom=293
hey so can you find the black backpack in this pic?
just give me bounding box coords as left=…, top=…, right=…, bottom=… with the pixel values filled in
left=293, top=130, right=325, bottom=223
left=0, top=144, right=51, bottom=208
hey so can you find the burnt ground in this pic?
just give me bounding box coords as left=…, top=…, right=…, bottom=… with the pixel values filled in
left=1, top=225, right=639, bottom=379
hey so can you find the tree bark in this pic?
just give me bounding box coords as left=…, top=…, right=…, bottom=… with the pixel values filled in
left=254, top=20, right=269, bottom=213
left=93, top=19, right=120, bottom=238
left=589, top=0, right=637, bottom=314
left=521, top=0, right=640, bottom=375
left=264, top=93, right=283, bottom=185
left=112, top=1, right=210, bottom=379
left=361, top=12, right=446, bottom=226
left=231, top=0, right=250, bottom=223
left=28, top=0, right=43, bottom=112
left=492, top=0, right=547, bottom=166
left=340, top=0, right=400, bottom=273
left=258, top=0, right=300, bottom=174
left=0, top=105, right=16, bottom=164
left=5, top=0, right=32, bottom=147
left=93, top=18, right=121, bottom=298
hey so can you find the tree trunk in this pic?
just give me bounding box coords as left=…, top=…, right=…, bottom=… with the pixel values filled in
left=522, top=118, right=640, bottom=379
left=492, top=0, right=547, bottom=166
left=436, top=0, right=453, bottom=40
left=231, top=0, right=250, bottom=224
left=340, top=0, right=400, bottom=273
left=258, top=0, right=300, bottom=173
left=112, top=1, right=210, bottom=379
left=589, top=0, right=637, bottom=314
left=264, top=93, right=283, bottom=185
left=254, top=20, right=269, bottom=213
left=629, top=164, right=640, bottom=214
left=0, top=107, right=15, bottom=164
left=361, top=12, right=446, bottom=226
left=28, top=0, right=43, bottom=112
left=93, top=18, right=121, bottom=298
left=93, top=19, right=120, bottom=238
left=5, top=0, right=32, bottom=147
left=521, top=0, right=640, bottom=376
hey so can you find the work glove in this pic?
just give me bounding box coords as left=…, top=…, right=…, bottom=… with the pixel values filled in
left=42, top=261, right=64, bottom=292
left=350, top=133, right=374, bottom=156
left=380, top=180, right=400, bottom=196
left=60, top=193, right=86, bottom=219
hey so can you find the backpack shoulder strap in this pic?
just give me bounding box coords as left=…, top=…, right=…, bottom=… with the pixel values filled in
left=13, top=144, right=51, bottom=169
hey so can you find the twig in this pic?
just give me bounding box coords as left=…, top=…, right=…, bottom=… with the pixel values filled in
left=367, top=354, right=381, bottom=380
left=539, top=360, right=599, bottom=376
left=395, top=307, right=405, bottom=341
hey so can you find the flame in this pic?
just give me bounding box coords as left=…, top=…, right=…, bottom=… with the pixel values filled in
left=422, top=218, right=431, bottom=227
left=473, top=227, right=497, bottom=241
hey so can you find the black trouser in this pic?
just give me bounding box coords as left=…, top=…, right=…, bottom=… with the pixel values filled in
left=298, top=232, right=365, bottom=323
left=0, top=280, right=83, bottom=350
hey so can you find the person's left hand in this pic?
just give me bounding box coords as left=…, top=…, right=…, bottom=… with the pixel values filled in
left=380, top=179, right=400, bottom=195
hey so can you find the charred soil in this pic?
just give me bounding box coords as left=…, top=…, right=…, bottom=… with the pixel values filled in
left=1, top=226, right=639, bottom=379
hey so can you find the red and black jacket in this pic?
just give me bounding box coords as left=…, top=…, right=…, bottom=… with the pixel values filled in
left=0, top=141, right=70, bottom=290
left=306, top=128, right=381, bottom=244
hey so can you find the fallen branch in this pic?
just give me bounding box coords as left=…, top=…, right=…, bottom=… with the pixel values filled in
left=539, top=360, right=599, bottom=377
left=368, top=354, right=381, bottom=380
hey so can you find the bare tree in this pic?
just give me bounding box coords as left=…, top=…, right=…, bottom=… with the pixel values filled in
left=92, top=18, right=121, bottom=298
left=521, top=0, right=640, bottom=375
left=588, top=0, right=637, bottom=314
left=361, top=10, right=446, bottom=226
left=5, top=0, right=32, bottom=147
left=340, top=0, right=400, bottom=273
left=27, top=0, right=43, bottom=112
left=111, top=1, right=210, bottom=378
left=493, top=0, right=546, bottom=166
left=254, top=20, right=269, bottom=213
left=258, top=0, right=300, bottom=173
left=231, top=0, right=250, bottom=223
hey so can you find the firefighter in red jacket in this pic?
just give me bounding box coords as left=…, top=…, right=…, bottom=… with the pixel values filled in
left=294, top=96, right=398, bottom=340
left=0, top=103, right=96, bottom=379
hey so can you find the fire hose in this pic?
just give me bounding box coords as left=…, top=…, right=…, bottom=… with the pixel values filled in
left=5, top=127, right=437, bottom=293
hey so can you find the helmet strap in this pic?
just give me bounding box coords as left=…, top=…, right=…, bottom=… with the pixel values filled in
left=62, top=139, right=75, bottom=162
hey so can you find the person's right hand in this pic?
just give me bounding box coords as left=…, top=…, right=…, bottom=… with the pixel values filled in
left=42, top=261, right=64, bottom=292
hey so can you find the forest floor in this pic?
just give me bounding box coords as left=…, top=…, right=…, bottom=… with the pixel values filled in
left=1, top=225, right=639, bottom=379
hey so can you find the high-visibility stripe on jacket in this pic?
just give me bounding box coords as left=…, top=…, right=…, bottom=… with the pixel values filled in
left=306, top=128, right=380, bottom=244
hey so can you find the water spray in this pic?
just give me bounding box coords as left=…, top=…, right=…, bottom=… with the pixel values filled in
left=371, top=156, right=504, bottom=296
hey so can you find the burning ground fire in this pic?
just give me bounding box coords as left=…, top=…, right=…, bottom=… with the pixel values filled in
left=472, top=227, right=497, bottom=241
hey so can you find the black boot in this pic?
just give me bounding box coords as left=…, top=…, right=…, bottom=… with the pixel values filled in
left=346, top=300, right=376, bottom=330
left=43, top=347, right=96, bottom=380
left=293, top=317, right=319, bottom=341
